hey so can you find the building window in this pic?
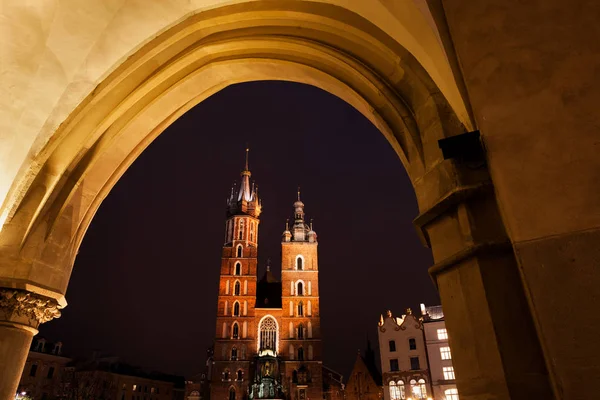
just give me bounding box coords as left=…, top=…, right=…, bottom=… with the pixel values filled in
left=30, top=364, right=38, bottom=377
left=259, top=316, right=278, bottom=351
left=298, top=347, right=304, bottom=361
left=409, top=379, right=427, bottom=399
left=232, top=323, right=239, bottom=339
left=229, top=387, right=236, bottom=400
left=237, top=370, right=243, bottom=381
left=236, top=245, right=243, bottom=258
left=297, top=256, right=303, bottom=270
left=389, top=359, right=399, bottom=371
left=298, top=301, right=304, bottom=316
left=47, top=366, right=55, bottom=379
left=233, top=302, right=240, bottom=316
left=223, top=370, right=230, bottom=380
left=297, top=324, right=304, bottom=339
left=234, top=281, right=241, bottom=295
left=133, top=385, right=137, bottom=391
left=443, top=366, right=455, bottom=380
left=389, top=340, right=396, bottom=352
left=410, top=356, right=420, bottom=370
left=445, top=388, right=459, bottom=400
left=408, top=338, right=416, bottom=350
left=231, top=347, right=238, bottom=360
left=297, top=282, right=304, bottom=296
left=235, top=262, right=241, bottom=275
left=440, top=346, right=452, bottom=360
left=437, top=328, right=448, bottom=340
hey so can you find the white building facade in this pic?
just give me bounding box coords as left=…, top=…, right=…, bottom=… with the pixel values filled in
left=377, top=305, right=458, bottom=400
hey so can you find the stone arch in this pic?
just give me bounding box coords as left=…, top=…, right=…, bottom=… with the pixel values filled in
left=0, top=2, right=468, bottom=305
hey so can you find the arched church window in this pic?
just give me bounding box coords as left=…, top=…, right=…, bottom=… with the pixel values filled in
left=297, top=282, right=304, bottom=296
left=298, top=347, right=304, bottom=361
left=232, top=323, right=239, bottom=339
left=235, top=262, right=241, bottom=275
left=297, top=256, right=303, bottom=270
left=231, top=347, right=238, bottom=360
left=297, top=324, right=304, bottom=339
left=234, top=281, right=241, bottom=295
left=233, top=302, right=240, bottom=316
left=229, top=387, right=236, bottom=400
left=238, top=220, right=244, bottom=240
left=298, top=301, right=304, bottom=316
left=223, top=370, right=230, bottom=380
left=236, top=245, right=243, bottom=258
left=237, top=370, right=243, bottom=381
left=259, top=316, right=278, bottom=351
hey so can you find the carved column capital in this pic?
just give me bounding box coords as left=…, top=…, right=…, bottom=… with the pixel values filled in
left=0, top=289, right=62, bottom=329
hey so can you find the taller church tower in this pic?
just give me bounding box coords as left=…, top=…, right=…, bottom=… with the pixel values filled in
left=212, top=149, right=261, bottom=400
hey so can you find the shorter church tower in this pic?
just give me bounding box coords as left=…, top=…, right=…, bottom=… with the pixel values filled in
left=280, top=191, right=323, bottom=400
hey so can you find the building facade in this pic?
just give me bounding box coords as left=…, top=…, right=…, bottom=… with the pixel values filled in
left=17, top=338, right=71, bottom=400
left=210, top=151, right=323, bottom=400
left=377, top=305, right=457, bottom=400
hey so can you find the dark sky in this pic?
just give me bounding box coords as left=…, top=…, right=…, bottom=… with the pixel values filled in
left=41, top=81, right=437, bottom=380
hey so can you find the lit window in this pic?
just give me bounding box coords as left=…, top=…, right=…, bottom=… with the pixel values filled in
left=410, top=356, right=420, bottom=370
left=389, top=359, right=399, bottom=371
left=440, top=346, right=452, bottom=360
left=445, top=388, right=459, bottom=400
left=408, top=379, right=427, bottom=399
left=397, top=381, right=405, bottom=399
left=408, top=338, right=416, bottom=350
left=133, top=385, right=137, bottom=391
left=437, top=328, right=448, bottom=340
left=389, top=340, right=396, bottom=352
left=443, top=366, right=455, bottom=380
left=389, top=382, right=399, bottom=400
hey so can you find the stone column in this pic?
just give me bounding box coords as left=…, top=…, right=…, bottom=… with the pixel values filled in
left=414, top=159, right=555, bottom=399
left=0, top=289, right=62, bottom=400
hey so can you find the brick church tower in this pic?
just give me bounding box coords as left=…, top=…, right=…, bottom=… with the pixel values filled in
left=210, top=151, right=323, bottom=400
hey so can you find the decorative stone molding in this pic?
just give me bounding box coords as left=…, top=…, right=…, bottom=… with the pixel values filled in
left=0, top=289, right=62, bottom=327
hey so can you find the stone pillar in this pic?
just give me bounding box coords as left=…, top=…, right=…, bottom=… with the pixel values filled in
left=0, top=289, right=62, bottom=400
left=414, top=159, right=555, bottom=399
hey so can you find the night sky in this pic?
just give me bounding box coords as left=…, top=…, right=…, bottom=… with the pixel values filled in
left=41, top=81, right=437, bottom=380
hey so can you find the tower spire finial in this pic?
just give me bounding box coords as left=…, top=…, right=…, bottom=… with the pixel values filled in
left=297, top=186, right=301, bottom=201
left=245, top=146, right=250, bottom=171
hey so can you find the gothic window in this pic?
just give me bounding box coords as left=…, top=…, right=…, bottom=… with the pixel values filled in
left=292, top=370, right=298, bottom=383
left=259, top=316, right=278, bottom=352
left=237, top=370, right=243, bottom=381
left=297, top=282, right=304, bottom=296
left=233, top=302, right=240, bottom=316
left=232, top=323, right=239, bottom=339
left=236, top=245, right=243, bottom=258
left=298, top=301, right=304, bottom=316
left=234, top=281, right=241, bottom=295
left=238, top=220, right=244, bottom=240
left=229, top=387, right=236, bottom=400
left=298, top=347, right=304, bottom=361
left=409, top=338, right=417, bottom=350
left=296, top=256, right=303, bottom=270
left=223, top=370, right=230, bottom=380
left=297, top=324, right=304, bottom=339
left=231, top=347, right=238, bottom=360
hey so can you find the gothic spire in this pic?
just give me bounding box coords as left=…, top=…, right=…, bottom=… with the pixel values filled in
left=227, top=147, right=261, bottom=217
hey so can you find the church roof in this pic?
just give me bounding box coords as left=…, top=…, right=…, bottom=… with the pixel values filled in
left=256, top=264, right=282, bottom=308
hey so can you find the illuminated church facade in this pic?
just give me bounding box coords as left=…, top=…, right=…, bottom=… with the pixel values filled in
left=210, top=150, right=323, bottom=400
